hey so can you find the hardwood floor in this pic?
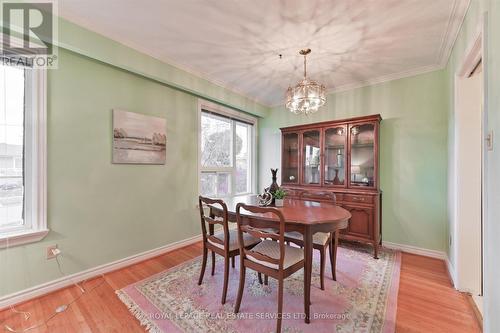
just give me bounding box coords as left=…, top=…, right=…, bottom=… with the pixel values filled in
left=396, top=253, right=481, bottom=333
left=0, top=244, right=481, bottom=333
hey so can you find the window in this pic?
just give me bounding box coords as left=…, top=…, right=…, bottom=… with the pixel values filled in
left=199, top=102, right=256, bottom=198
left=0, top=61, right=47, bottom=247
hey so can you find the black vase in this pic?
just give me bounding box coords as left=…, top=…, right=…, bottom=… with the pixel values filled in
left=269, top=168, right=279, bottom=194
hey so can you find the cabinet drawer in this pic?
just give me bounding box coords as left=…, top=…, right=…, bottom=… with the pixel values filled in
left=344, top=194, right=373, bottom=204
left=282, top=188, right=303, bottom=198
left=297, top=190, right=338, bottom=203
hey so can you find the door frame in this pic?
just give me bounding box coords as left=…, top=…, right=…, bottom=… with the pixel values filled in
left=451, top=17, right=488, bottom=305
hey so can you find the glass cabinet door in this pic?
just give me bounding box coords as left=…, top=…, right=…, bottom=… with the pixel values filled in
left=349, top=123, right=376, bottom=188
left=302, top=130, right=321, bottom=185
left=282, top=132, right=299, bottom=184
left=324, top=126, right=346, bottom=186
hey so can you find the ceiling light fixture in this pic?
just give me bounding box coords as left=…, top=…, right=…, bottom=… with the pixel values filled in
left=286, top=48, right=326, bottom=115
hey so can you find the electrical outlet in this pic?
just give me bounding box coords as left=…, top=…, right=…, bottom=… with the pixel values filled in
left=46, top=245, right=59, bottom=260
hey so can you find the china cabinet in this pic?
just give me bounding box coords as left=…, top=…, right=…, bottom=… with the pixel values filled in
left=280, top=114, right=382, bottom=258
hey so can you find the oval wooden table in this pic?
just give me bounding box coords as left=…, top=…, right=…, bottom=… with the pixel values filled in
left=208, top=195, right=351, bottom=323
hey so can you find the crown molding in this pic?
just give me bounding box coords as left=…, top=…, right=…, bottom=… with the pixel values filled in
left=437, top=0, right=472, bottom=68
left=56, top=13, right=274, bottom=108
left=328, top=64, right=443, bottom=94
left=269, top=63, right=443, bottom=108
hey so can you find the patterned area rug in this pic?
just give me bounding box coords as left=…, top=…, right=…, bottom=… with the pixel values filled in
left=116, top=244, right=401, bottom=333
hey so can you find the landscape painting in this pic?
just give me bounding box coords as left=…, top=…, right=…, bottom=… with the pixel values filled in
left=112, top=110, right=166, bottom=164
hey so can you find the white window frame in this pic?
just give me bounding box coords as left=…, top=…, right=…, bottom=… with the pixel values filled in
left=0, top=64, right=48, bottom=248
left=198, top=99, right=257, bottom=198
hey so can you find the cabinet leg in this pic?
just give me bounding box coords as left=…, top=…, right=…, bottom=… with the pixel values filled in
left=373, top=242, right=379, bottom=259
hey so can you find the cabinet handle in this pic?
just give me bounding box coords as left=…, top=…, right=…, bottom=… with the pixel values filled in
left=352, top=196, right=365, bottom=202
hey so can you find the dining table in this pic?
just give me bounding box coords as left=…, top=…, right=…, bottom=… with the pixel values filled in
left=207, top=194, right=351, bottom=323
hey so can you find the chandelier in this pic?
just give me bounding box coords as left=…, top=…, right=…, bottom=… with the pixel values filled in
left=286, top=49, right=326, bottom=115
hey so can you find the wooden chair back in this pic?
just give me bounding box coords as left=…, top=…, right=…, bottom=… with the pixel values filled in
left=199, top=196, right=230, bottom=249
left=299, top=191, right=337, bottom=204
left=235, top=203, right=286, bottom=271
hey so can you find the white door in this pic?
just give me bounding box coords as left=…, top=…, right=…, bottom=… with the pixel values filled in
left=454, top=64, right=483, bottom=303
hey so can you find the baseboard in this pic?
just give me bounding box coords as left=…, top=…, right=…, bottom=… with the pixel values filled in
left=446, top=256, right=457, bottom=287
left=470, top=294, right=484, bottom=329
left=0, top=234, right=203, bottom=310
left=382, top=241, right=447, bottom=260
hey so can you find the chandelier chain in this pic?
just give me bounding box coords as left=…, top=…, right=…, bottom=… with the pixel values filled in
left=303, top=54, right=307, bottom=79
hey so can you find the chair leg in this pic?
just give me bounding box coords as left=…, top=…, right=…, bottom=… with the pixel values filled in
left=320, top=248, right=326, bottom=290
left=211, top=251, right=216, bottom=276
left=330, top=231, right=338, bottom=281
left=234, top=263, right=246, bottom=313
left=222, top=256, right=230, bottom=304
left=277, top=277, right=284, bottom=333
left=264, top=275, right=269, bottom=285
left=198, top=246, right=208, bottom=285
left=232, top=255, right=235, bottom=268
left=258, top=272, right=263, bottom=284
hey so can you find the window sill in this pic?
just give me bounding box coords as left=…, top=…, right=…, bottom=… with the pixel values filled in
left=0, top=229, right=49, bottom=249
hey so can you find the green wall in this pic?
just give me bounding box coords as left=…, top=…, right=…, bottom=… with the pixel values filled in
left=0, top=49, right=197, bottom=296
left=259, top=70, right=449, bottom=252
left=0, top=19, right=268, bottom=297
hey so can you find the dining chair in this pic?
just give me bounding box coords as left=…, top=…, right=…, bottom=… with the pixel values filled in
left=284, top=191, right=338, bottom=290
left=198, top=196, right=260, bottom=304
left=234, top=203, right=305, bottom=333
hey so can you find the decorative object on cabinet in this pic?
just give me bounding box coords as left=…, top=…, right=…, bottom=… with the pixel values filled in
left=333, top=169, right=341, bottom=185
left=351, top=165, right=361, bottom=182
left=280, top=114, right=382, bottom=258
left=112, top=109, right=166, bottom=164
left=336, top=149, right=344, bottom=168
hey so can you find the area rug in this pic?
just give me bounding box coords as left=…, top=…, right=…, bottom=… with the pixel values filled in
left=116, top=244, right=401, bottom=333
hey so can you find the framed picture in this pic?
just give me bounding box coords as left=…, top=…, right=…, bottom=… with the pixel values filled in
left=112, top=109, right=166, bottom=164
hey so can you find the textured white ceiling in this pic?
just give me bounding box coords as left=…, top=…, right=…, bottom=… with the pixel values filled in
left=59, top=0, right=469, bottom=106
